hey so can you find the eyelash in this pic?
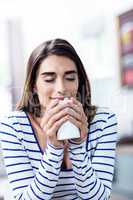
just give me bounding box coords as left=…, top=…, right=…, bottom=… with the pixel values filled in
left=44, top=78, right=75, bottom=82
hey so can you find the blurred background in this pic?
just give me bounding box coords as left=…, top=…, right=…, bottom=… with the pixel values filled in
left=0, top=0, right=133, bottom=199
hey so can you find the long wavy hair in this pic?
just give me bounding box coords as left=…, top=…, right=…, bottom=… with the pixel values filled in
left=16, top=38, right=97, bottom=124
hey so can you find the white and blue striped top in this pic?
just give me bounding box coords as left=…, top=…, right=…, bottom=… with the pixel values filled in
left=0, top=107, right=117, bottom=200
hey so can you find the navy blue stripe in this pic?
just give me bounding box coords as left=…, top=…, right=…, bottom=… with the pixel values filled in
left=39, top=171, right=57, bottom=182
left=33, top=166, right=38, bottom=170
left=92, top=162, right=114, bottom=167
left=26, top=148, right=40, bottom=153
left=34, top=179, right=53, bottom=195
left=72, top=162, right=88, bottom=169
left=96, top=148, right=115, bottom=151
left=30, top=185, right=44, bottom=200
left=89, top=182, right=102, bottom=199
left=73, top=167, right=91, bottom=176
left=49, top=158, right=62, bottom=164
left=57, top=183, right=74, bottom=187
left=8, top=115, right=27, bottom=118
left=88, top=132, right=117, bottom=143
left=89, top=128, right=102, bottom=134
left=18, top=193, right=23, bottom=200
left=13, top=122, right=31, bottom=126
left=96, top=112, right=109, bottom=115
left=103, top=123, right=117, bottom=130
left=36, top=176, right=55, bottom=189
left=53, top=193, right=76, bottom=199
left=95, top=169, right=113, bottom=175
left=98, top=140, right=116, bottom=144
left=6, top=161, right=31, bottom=167
left=30, top=157, right=41, bottom=161
left=10, top=175, right=34, bottom=183
left=59, top=176, right=74, bottom=179
left=1, top=140, right=20, bottom=145
left=90, top=179, right=97, bottom=191
left=51, top=152, right=63, bottom=157
left=108, top=114, right=115, bottom=119
left=1, top=123, right=17, bottom=132
left=4, top=155, right=28, bottom=159
left=70, top=158, right=84, bottom=162
left=93, top=155, right=115, bottom=159
left=100, top=177, right=112, bottom=182
left=76, top=181, right=94, bottom=188
left=13, top=184, right=27, bottom=191
left=41, top=160, right=53, bottom=168
left=54, top=188, right=76, bottom=194
left=3, top=148, right=24, bottom=152
left=8, top=168, right=32, bottom=176
left=70, top=151, right=84, bottom=156
left=74, top=171, right=93, bottom=182
left=90, top=120, right=106, bottom=125
left=0, top=131, right=16, bottom=138
left=48, top=143, right=63, bottom=150
left=46, top=170, right=58, bottom=176
left=99, top=131, right=117, bottom=139
left=104, top=184, right=111, bottom=190
left=69, top=146, right=82, bottom=151
left=23, top=139, right=36, bottom=143
left=99, top=187, right=105, bottom=200
left=17, top=130, right=34, bottom=134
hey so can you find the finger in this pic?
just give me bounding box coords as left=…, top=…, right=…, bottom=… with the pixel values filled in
left=68, top=98, right=84, bottom=113
left=46, top=106, right=82, bottom=130
left=70, top=97, right=82, bottom=107
left=41, top=100, right=69, bottom=127
left=67, top=99, right=88, bottom=123
left=46, top=115, right=69, bottom=138
left=46, top=99, right=59, bottom=110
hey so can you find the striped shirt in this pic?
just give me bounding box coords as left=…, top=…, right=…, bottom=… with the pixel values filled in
left=0, top=107, right=117, bottom=200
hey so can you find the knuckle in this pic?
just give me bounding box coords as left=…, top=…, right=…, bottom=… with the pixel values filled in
left=65, top=107, right=69, bottom=113
left=54, top=121, right=59, bottom=128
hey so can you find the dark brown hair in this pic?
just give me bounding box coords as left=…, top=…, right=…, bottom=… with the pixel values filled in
left=16, top=38, right=97, bottom=124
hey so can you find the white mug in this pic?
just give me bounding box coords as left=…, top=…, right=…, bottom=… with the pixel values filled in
left=57, top=98, right=80, bottom=140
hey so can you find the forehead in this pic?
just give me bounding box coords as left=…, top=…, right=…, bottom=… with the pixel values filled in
left=38, top=55, right=77, bottom=73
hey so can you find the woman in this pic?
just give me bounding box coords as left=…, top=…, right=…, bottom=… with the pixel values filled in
left=0, top=38, right=117, bottom=199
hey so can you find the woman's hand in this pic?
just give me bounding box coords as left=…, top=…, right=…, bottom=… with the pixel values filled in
left=66, top=97, right=89, bottom=144
left=40, top=99, right=72, bottom=148
left=40, top=97, right=88, bottom=148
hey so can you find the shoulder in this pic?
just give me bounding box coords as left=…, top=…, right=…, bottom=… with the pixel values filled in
left=91, top=107, right=117, bottom=127
left=89, top=107, right=117, bottom=138
left=0, top=111, right=28, bottom=139
left=0, top=110, right=27, bottom=125
left=87, top=107, right=117, bottom=150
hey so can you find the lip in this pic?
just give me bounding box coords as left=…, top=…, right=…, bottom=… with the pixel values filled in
left=50, top=96, right=65, bottom=100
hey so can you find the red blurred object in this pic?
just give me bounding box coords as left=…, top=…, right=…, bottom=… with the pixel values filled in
left=122, top=68, right=133, bottom=85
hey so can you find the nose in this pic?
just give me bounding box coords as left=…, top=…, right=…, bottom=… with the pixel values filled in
left=56, top=78, right=66, bottom=95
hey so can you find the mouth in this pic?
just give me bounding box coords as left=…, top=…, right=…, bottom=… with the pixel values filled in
left=50, top=96, right=65, bottom=100
left=50, top=95, right=72, bottom=100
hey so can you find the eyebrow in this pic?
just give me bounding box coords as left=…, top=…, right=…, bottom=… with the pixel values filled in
left=40, top=70, right=77, bottom=76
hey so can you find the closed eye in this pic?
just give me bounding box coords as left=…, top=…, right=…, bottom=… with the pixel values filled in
left=65, top=74, right=77, bottom=81
left=44, top=79, right=55, bottom=82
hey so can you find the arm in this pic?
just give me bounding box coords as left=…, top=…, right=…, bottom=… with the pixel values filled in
left=0, top=118, right=64, bottom=200
left=68, top=111, right=117, bottom=200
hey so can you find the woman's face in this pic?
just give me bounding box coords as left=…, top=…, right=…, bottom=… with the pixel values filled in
left=35, top=55, right=79, bottom=111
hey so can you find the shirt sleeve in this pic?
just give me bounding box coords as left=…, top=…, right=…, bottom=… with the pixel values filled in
left=68, top=111, right=117, bottom=200
left=0, top=117, right=64, bottom=200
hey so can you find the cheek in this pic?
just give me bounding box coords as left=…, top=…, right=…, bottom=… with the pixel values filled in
left=37, top=85, right=54, bottom=107
left=69, top=81, right=79, bottom=97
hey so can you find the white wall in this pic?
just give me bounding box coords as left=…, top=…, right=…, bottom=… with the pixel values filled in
left=1, top=0, right=133, bottom=136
